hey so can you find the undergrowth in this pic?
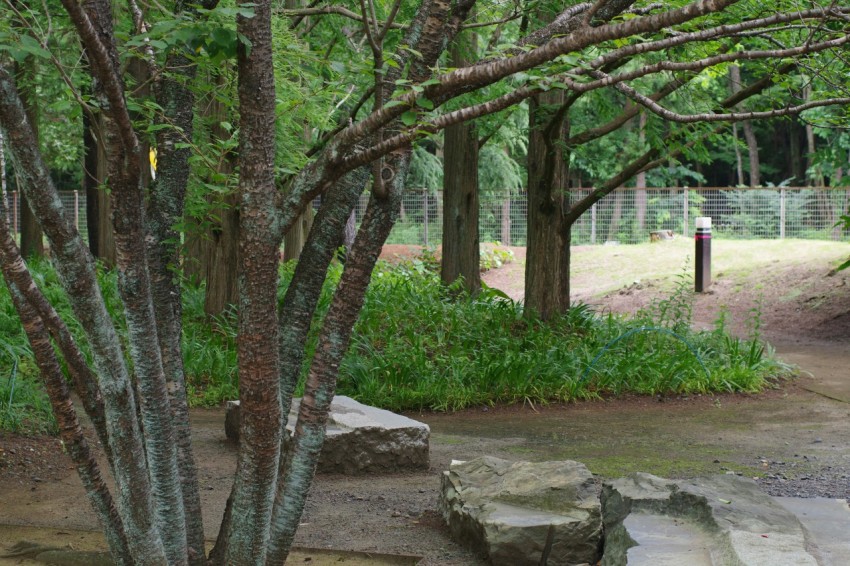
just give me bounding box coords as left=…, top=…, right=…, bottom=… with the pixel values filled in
left=0, top=254, right=792, bottom=433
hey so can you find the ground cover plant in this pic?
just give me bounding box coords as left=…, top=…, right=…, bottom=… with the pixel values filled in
left=0, top=257, right=790, bottom=431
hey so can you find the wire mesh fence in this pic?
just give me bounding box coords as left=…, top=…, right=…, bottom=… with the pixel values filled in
left=7, top=191, right=88, bottom=239
left=7, top=187, right=848, bottom=247
left=368, top=187, right=850, bottom=246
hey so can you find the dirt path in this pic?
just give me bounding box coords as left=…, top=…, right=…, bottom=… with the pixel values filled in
left=1, top=243, right=849, bottom=564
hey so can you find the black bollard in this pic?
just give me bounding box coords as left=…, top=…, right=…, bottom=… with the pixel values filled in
left=695, top=217, right=711, bottom=292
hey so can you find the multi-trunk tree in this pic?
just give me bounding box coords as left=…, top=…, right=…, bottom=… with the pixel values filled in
left=1, top=1, right=849, bottom=564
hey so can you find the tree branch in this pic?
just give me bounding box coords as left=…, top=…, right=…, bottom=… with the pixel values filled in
left=335, top=0, right=741, bottom=152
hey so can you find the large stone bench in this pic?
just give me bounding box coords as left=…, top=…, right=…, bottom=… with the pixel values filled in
left=225, top=396, right=429, bottom=475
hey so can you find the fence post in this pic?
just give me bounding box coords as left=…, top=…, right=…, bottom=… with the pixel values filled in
left=422, top=191, right=429, bottom=247
left=590, top=202, right=597, bottom=245
left=683, top=188, right=689, bottom=236
left=779, top=188, right=786, bottom=239
left=74, top=190, right=80, bottom=230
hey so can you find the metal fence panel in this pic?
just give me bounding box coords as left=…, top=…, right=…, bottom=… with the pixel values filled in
left=369, top=187, right=849, bottom=246
left=8, top=187, right=847, bottom=248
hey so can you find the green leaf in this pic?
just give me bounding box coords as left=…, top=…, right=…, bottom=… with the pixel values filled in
left=383, top=100, right=406, bottom=109
left=401, top=111, right=417, bottom=127
left=415, top=97, right=433, bottom=110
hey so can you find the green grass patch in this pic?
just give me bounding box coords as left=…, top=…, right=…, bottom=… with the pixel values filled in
left=0, top=358, right=57, bottom=435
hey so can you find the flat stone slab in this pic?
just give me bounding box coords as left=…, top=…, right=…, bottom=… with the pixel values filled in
left=621, top=513, right=713, bottom=566
left=225, top=396, right=429, bottom=474
left=774, top=497, right=850, bottom=565
left=601, top=473, right=819, bottom=566
left=439, top=456, right=602, bottom=566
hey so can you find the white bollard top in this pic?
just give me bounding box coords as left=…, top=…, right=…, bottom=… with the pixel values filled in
left=695, top=217, right=712, bottom=229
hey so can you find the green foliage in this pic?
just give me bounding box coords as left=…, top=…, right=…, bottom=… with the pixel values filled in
left=0, top=358, right=56, bottom=435
left=0, top=259, right=788, bottom=421
left=339, top=266, right=787, bottom=411
left=406, top=145, right=443, bottom=190
left=479, top=244, right=515, bottom=271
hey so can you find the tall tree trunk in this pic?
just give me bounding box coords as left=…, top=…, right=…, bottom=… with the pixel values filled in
left=789, top=120, right=804, bottom=183
left=525, top=89, right=571, bottom=320
left=95, top=123, right=117, bottom=265
left=732, top=122, right=745, bottom=185
left=729, top=65, right=760, bottom=186
left=635, top=112, right=647, bottom=230
left=803, top=85, right=833, bottom=228
left=283, top=205, right=314, bottom=262
left=148, top=45, right=207, bottom=563
left=223, top=0, right=282, bottom=561
left=441, top=33, right=480, bottom=294
left=501, top=197, right=511, bottom=245
left=13, top=57, right=44, bottom=258
left=742, top=120, right=760, bottom=186
left=729, top=66, right=745, bottom=186
left=82, top=109, right=100, bottom=257
left=203, top=194, right=239, bottom=316
left=192, top=70, right=239, bottom=317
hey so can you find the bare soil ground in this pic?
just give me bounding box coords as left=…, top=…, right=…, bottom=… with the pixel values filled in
left=1, top=239, right=849, bottom=564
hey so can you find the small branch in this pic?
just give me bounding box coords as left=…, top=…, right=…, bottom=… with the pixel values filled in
left=377, top=0, right=401, bottom=42
left=561, top=34, right=849, bottom=94
left=335, top=0, right=741, bottom=152
left=126, top=0, right=160, bottom=83
left=597, top=68, right=850, bottom=123
left=281, top=4, right=405, bottom=30
left=581, top=6, right=850, bottom=74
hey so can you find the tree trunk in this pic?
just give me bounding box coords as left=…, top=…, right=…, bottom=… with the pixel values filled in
left=742, top=120, right=760, bottom=186
left=96, top=114, right=117, bottom=266
left=525, top=89, right=571, bottom=320
left=729, top=66, right=745, bottom=186
left=789, top=120, right=804, bottom=183
left=729, top=65, right=760, bottom=187
left=501, top=197, right=511, bottom=245
left=14, top=58, right=44, bottom=258
left=190, top=70, right=240, bottom=317
left=283, top=205, right=314, bottom=262
left=732, top=122, right=745, bottom=185
left=222, top=1, right=282, bottom=561
left=148, top=46, right=207, bottom=563
left=203, top=196, right=240, bottom=316
left=0, top=63, right=168, bottom=565
left=441, top=35, right=480, bottom=295
left=635, top=112, right=647, bottom=231
left=83, top=109, right=100, bottom=257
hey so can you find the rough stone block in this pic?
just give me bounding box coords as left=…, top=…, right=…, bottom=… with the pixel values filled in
left=224, top=396, right=429, bottom=474
left=439, top=456, right=602, bottom=566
